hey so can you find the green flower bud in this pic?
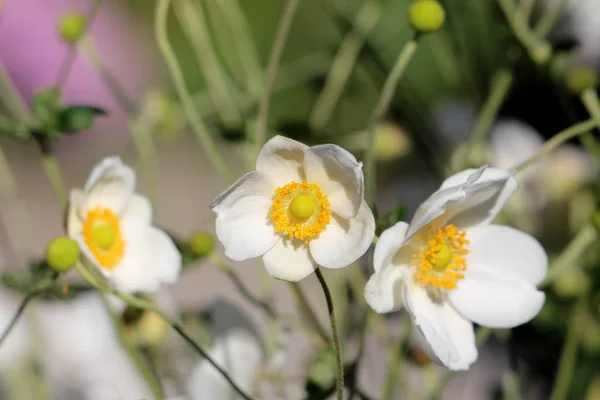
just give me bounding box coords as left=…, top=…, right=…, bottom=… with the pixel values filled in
left=188, top=232, right=214, bottom=258
left=565, top=66, right=598, bottom=94
left=532, top=42, right=552, bottom=66
left=408, top=0, right=445, bottom=34
left=46, top=237, right=80, bottom=273
left=58, top=11, right=87, bottom=44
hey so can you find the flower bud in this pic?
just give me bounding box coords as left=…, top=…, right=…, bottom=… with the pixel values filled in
left=58, top=11, right=87, bottom=44
left=565, top=66, right=598, bottom=95
left=136, top=311, right=169, bottom=348
left=373, top=123, right=412, bottom=162
left=188, top=232, right=214, bottom=258
left=46, top=237, right=80, bottom=273
left=408, top=0, right=445, bottom=34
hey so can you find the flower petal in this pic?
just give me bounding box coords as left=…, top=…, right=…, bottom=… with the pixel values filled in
left=211, top=171, right=280, bottom=261
left=142, top=227, right=182, bottom=286
left=465, top=224, right=547, bottom=285
left=373, top=221, right=409, bottom=272
left=309, top=200, right=375, bottom=268
left=364, top=265, right=405, bottom=313
left=256, top=135, right=308, bottom=185
left=82, top=157, right=136, bottom=215
left=402, top=272, right=477, bottom=370
left=449, top=267, right=545, bottom=329
left=67, top=189, right=84, bottom=237
left=121, top=194, right=153, bottom=226
left=262, top=239, right=316, bottom=282
left=304, top=144, right=364, bottom=219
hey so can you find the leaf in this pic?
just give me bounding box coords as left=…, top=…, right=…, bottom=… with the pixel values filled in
left=57, top=105, right=106, bottom=134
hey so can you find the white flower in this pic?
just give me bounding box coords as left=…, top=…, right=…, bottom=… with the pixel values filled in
left=210, top=136, right=375, bottom=282
left=365, top=166, right=548, bottom=370
left=68, top=157, right=181, bottom=293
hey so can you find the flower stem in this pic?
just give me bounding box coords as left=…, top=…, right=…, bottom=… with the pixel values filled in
left=154, top=0, right=234, bottom=182
left=534, top=0, right=569, bottom=39
left=365, top=35, right=419, bottom=207
left=466, top=68, right=514, bottom=166
left=314, top=268, right=344, bottom=400
left=41, top=154, right=68, bottom=205
left=289, top=282, right=330, bottom=343
left=74, top=262, right=254, bottom=400
left=513, top=118, right=600, bottom=173
left=579, top=88, right=600, bottom=159
left=254, top=0, right=300, bottom=155
left=549, top=291, right=589, bottom=400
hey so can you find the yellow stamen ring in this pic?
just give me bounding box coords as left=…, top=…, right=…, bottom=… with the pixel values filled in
left=411, top=224, right=469, bottom=290
left=82, top=207, right=125, bottom=270
left=269, top=180, right=332, bottom=243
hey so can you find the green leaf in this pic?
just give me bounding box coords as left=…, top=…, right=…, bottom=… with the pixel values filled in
left=57, top=105, right=106, bottom=134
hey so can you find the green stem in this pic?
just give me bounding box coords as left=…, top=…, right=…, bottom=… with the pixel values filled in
left=254, top=0, right=300, bottom=155
left=540, top=225, right=597, bottom=288
left=534, top=0, right=569, bottom=39
left=289, top=282, right=330, bottom=343
left=315, top=268, right=344, bottom=400
left=466, top=69, right=514, bottom=166
left=579, top=88, right=600, bottom=159
left=365, top=36, right=419, bottom=207
left=381, top=314, right=410, bottom=400
left=502, top=370, right=522, bottom=400
left=513, top=118, right=600, bottom=173
left=0, top=62, right=31, bottom=124
left=549, top=292, right=588, bottom=400
left=74, top=262, right=254, bottom=400
left=309, top=0, right=381, bottom=132
left=154, top=0, right=234, bottom=182
left=173, top=0, right=242, bottom=128
left=41, top=155, right=68, bottom=206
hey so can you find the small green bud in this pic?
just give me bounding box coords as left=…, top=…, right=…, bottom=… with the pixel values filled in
left=57, top=106, right=105, bottom=134
left=408, top=0, right=445, bottom=34
left=58, top=11, right=87, bottom=44
left=46, top=237, right=80, bottom=273
left=591, top=210, right=600, bottom=234
left=532, top=42, right=552, bottom=66
left=565, top=66, right=598, bottom=94
left=188, top=232, right=214, bottom=258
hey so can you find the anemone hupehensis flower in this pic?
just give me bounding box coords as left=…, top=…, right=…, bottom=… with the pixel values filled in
left=210, top=136, right=375, bottom=282
left=67, top=157, right=181, bottom=293
left=365, top=166, right=548, bottom=370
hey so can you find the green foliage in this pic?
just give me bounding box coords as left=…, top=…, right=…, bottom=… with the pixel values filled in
left=57, top=106, right=106, bottom=134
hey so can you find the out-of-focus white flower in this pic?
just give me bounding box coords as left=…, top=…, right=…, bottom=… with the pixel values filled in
left=211, top=136, right=375, bottom=282
left=365, top=166, right=548, bottom=370
left=38, top=292, right=153, bottom=400
left=67, top=157, right=181, bottom=293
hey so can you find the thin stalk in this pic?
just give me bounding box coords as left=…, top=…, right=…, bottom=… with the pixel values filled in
left=74, top=262, right=254, bottom=400
left=513, top=118, right=600, bottom=172
left=254, top=0, right=300, bottom=155
left=155, top=0, right=234, bottom=182
left=549, top=292, right=588, bottom=400
left=309, top=0, right=381, bottom=132
left=534, top=0, right=569, bottom=39
left=579, top=88, right=600, bottom=159
left=497, top=0, right=548, bottom=63
left=365, top=36, right=419, bottom=206
left=466, top=69, right=514, bottom=166
left=315, top=268, right=343, bottom=400
left=41, top=155, right=68, bottom=205
left=289, top=282, right=330, bottom=343
left=0, top=62, right=30, bottom=123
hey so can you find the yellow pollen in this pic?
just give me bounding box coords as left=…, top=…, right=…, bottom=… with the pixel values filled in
left=269, top=180, right=332, bottom=244
left=411, top=224, right=469, bottom=290
left=82, top=207, right=125, bottom=270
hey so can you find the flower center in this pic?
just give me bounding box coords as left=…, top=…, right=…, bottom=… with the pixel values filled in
left=269, top=180, right=332, bottom=244
left=411, top=224, right=469, bottom=290
left=82, top=207, right=125, bottom=270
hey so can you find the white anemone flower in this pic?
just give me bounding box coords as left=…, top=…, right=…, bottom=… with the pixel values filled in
left=68, top=157, right=181, bottom=293
left=210, top=136, right=375, bottom=281
left=365, top=166, right=548, bottom=370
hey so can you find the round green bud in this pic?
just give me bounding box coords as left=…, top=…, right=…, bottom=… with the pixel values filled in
left=188, top=232, right=215, bottom=258
left=565, top=66, right=598, bottom=94
left=408, top=0, right=445, bottom=34
left=58, top=12, right=87, bottom=44
left=532, top=42, right=552, bottom=66
left=46, top=237, right=80, bottom=273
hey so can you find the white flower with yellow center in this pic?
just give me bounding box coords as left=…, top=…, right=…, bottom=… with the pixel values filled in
left=210, top=136, right=376, bottom=281
left=365, top=166, right=548, bottom=370
left=67, top=157, right=181, bottom=293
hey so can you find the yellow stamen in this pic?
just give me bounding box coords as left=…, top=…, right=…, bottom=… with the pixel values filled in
left=269, top=180, right=332, bottom=244
left=412, top=224, right=469, bottom=290
left=82, top=207, right=125, bottom=270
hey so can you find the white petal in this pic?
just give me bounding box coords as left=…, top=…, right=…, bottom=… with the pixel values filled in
left=67, top=189, right=84, bottom=237
left=309, top=200, right=375, bottom=268
left=402, top=272, right=477, bottom=370
left=364, top=265, right=405, bottom=313
left=304, top=144, right=364, bottom=219
left=262, top=239, right=316, bottom=282
left=449, top=267, right=545, bottom=329
left=489, top=119, right=544, bottom=172
left=142, top=227, right=182, bottom=287
left=438, top=167, right=486, bottom=191
left=82, top=157, right=136, bottom=215
left=373, top=221, right=409, bottom=272
left=121, top=194, right=153, bottom=226
left=211, top=171, right=280, bottom=261
left=255, top=135, right=308, bottom=185
left=465, top=224, right=548, bottom=285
